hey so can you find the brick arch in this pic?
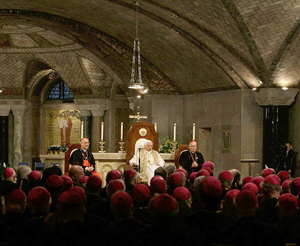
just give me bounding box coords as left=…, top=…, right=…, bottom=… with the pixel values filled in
left=25, top=58, right=74, bottom=101
left=0, top=9, right=180, bottom=95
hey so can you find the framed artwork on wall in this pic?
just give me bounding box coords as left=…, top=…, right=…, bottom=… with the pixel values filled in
left=222, top=125, right=231, bottom=153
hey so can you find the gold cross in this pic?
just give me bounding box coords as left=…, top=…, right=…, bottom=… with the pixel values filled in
left=129, top=106, right=148, bottom=122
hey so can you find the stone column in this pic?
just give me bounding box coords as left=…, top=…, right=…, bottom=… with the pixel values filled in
left=11, top=107, right=26, bottom=169
left=252, top=88, right=299, bottom=170
left=74, top=100, right=109, bottom=153
left=0, top=107, right=10, bottom=166
left=80, top=110, right=92, bottom=142
left=90, top=109, right=105, bottom=153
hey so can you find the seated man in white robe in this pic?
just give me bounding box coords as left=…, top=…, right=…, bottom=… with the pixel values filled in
left=129, top=140, right=165, bottom=185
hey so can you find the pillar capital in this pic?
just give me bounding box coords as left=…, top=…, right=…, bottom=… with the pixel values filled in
left=11, top=105, right=27, bottom=117
left=77, top=109, right=92, bottom=117
left=74, top=99, right=109, bottom=117
left=89, top=105, right=109, bottom=117
left=0, top=106, right=10, bottom=116
left=252, top=88, right=299, bottom=106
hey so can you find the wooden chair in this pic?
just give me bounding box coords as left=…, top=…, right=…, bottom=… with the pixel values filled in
left=174, top=145, right=189, bottom=168
left=64, top=144, right=81, bottom=174
left=126, top=121, right=159, bottom=166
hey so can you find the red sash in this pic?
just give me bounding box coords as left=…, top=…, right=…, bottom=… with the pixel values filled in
left=83, top=160, right=100, bottom=176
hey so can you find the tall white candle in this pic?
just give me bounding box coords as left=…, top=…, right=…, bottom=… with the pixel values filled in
left=101, top=122, right=104, bottom=140
left=193, top=123, right=195, bottom=140
left=154, top=123, right=157, bottom=132
left=80, top=121, right=84, bottom=139
left=121, top=122, right=124, bottom=140
left=173, top=123, right=176, bottom=141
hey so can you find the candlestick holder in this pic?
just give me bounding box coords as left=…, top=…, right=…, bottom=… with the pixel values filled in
left=171, top=141, right=178, bottom=153
left=99, top=140, right=106, bottom=153
left=118, top=140, right=126, bottom=153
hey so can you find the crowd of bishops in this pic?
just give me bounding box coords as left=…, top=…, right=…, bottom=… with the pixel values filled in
left=0, top=162, right=299, bottom=246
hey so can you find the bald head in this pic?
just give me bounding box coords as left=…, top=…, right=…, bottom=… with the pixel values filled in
left=69, top=165, right=84, bottom=182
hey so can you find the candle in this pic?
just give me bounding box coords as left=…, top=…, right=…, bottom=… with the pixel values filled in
left=154, top=123, right=157, bottom=132
left=80, top=121, right=84, bottom=139
left=101, top=122, right=104, bottom=140
left=173, top=123, right=176, bottom=141
left=121, top=122, right=124, bottom=140
left=193, top=123, right=195, bottom=140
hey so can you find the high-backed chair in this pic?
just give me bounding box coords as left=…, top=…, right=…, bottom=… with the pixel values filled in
left=64, top=144, right=81, bottom=174
left=126, top=121, right=159, bottom=166
left=129, top=138, right=149, bottom=171
left=174, top=145, right=189, bottom=168
left=133, top=138, right=148, bottom=156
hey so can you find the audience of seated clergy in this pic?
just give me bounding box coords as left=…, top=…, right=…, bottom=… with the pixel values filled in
left=108, top=191, right=148, bottom=246
left=215, top=190, right=277, bottom=246
left=99, top=169, right=122, bottom=199
left=85, top=174, right=109, bottom=219
left=68, top=165, right=84, bottom=187
left=276, top=193, right=300, bottom=245
left=1, top=189, right=27, bottom=245
left=131, top=183, right=153, bottom=225
left=164, top=163, right=176, bottom=177
left=172, top=186, right=192, bottom=222
left=149, top=175, right=167, bottom=197
left=290, top=177, right=300, bottom=196
left=256, top=174, right=281, bottom=224
left=1, top=162, right=300, bottom=246
left=0, top=168, right=17, bottom=197
left=16, top=165, right=32, bottom=195
left=154, top=166, right=168, bottom=181
left=28, top=170, right=42, bottom=190
left=44, top=174, right=63, bottom=213
left=229, top=168, right=242, bottom=190
left=182, top=176, right=237, bottom=245
left=123, top=169, right=140, bottom=196
left=60, top=174, right=73, bottom=191
left=221, top=188, right=240, bottom=218
left=134, top=193, right=204, bottom=246
left=166, top=171, right=185, bottom=195
left=50, top=187, right=100, bottom=246
left=218, top=170, right=234, bottom=199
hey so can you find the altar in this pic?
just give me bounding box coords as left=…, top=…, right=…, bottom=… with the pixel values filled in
left=40, top=152, right=175, bottom=186
left=40, top=114, right=177, bottom=186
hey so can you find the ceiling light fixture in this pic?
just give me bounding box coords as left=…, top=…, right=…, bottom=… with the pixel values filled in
left=282, top=87, right=288, bottom=90
left=128, top=2, right=146, bottom=90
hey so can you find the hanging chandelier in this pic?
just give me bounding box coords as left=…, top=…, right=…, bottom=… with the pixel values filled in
left=128, top=2, right=146, bottom=90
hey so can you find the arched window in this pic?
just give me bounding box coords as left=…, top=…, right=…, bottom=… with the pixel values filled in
left=47, top=79, right=74, bottom=100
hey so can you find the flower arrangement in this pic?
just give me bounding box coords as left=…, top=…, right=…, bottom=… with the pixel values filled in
left=48, top=145, right=68, bottom=154
left=159, top=137, right=180, bottom=153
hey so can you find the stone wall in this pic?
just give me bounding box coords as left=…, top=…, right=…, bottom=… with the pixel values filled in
left=289, top=95, right=300, bottom=177
left=141, top=89, right=263, bottom=178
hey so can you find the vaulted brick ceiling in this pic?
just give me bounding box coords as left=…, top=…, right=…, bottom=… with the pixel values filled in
left=0, top=0, right=299, bottom=98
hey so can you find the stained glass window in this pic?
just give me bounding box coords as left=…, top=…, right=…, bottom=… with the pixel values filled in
left=48, top=79, right=73, bottom=100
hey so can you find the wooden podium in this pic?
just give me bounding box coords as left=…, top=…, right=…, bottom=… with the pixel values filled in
left=125, top=121, right=159, bottom=166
